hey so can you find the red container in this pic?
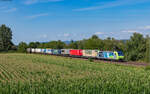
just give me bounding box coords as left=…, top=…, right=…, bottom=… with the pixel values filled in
left=70, top=49, right=83, bottom=56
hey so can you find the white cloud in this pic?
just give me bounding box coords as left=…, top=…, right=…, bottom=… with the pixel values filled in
left=3, top=8, right=17, bottom=13
left=94, top=32, right=103, bottom=35
left=74, top=0, right=150, bottom=11
left=27, top=13, right=49, bottom=19
left=24, top=0, right=63, bottom=5
left=119, top=25, right=150, bottom=38
left=139, top=25, right=150, bottom=30
left=63, top=33, right=70, bottom=37
left=88, top=25, right=150, bottom=40
left=122, top=30, right=138, bottom=33
left=57, top=33, right=70, bottom=37
left=121, top=25, right=150, bottom=35
left=144, top=26, right=150, bottom=30
left=40, top=34, right=48, bottom=38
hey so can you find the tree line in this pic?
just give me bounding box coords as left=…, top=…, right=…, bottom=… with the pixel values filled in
left=0, top=24, right=150, bottom=62
left=18, top=33, right=150, bottom=62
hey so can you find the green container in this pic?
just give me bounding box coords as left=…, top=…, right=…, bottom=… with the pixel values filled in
left=52, top=49, right=61, bottom=54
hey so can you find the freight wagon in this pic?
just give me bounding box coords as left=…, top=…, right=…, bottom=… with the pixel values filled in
left=31, top=48, right=35, bottom=53
left=35, top=48, right=41, bottom=53
left=52, top=49, right=61, bottom=55
left=82, top=50, right=99, bottom=58
left=41, top=49, right=46, bottom=54
left=45, top=49, right=52, bottom=54
left=27, top=48, right=31, bottom=53
left=61, top=49, right=70, bottom=56
left=70, top=49, right=83, bottom=57
left=27, top=48, right=124, bottom=61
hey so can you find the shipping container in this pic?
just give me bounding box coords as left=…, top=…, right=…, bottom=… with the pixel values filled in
left=97, top=51, right=104, bottom=58
left=35, top=48, right=41, bottom=53
left=27, top=48, right=31, bottom=53
left=31, top=48, right=35, bottom=53
left=41, top=49, right=46, bottom=53
left=70, top=49, right=83, bottom=56
left=45, top=49, right=52, bottom=54
left=61, top=49, right=70, bottom=55
left=97, top=51, right=114, bottom=59
left=82, top=50, right=99, bottom=58
left=52, top=49, right=61, bottom=55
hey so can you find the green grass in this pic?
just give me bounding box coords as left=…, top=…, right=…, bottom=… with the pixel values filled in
left=0, top=53, right=150, bottom=94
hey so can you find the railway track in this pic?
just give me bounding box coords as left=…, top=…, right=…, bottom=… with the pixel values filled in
left=31, top=53, right=149, bottom=67
left=68, top=56, right=149, bottom=67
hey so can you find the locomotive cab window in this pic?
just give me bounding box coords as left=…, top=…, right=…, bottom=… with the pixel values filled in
left=118, top=51, right=124, bottom=56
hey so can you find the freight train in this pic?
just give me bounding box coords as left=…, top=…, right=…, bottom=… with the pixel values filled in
left=27, top=48, right=124, bottom=60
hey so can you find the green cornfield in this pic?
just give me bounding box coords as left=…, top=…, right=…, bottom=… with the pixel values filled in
left=0, top=53, right=150, bottom=94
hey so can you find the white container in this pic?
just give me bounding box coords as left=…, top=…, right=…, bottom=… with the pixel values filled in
left=31, top=48, right=35, bottom=53
left=35, top=48, right=41, bottom=53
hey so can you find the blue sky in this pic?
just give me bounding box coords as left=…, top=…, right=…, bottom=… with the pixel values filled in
left=0, top=0, right=150, bottom=44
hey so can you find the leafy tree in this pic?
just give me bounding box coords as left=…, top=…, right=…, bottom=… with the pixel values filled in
left=44, top=40, right=65, bottom=49
left=83, top=35, right=104, bottom=50
left=91, top=35, right=99, bottom=39
left=0, top=24, right=13, bottom=51
left=57, top=40, right=66, bottom=49
left=28, top=42, right=38, bottom=48
left=145, top=35, right=150, bottom=63
left=125, top=33, right=146, bottom=61
left=34, top=42, right=40, bottom=47
left=18, top=42, right=28, bottom=53
left=67, top=40, right=78, bottom=49
left=103, top=37, right=113, bottom=51
left=38, top=43, right=46, bottom=48
left=77, top=40, right=85, bottom=49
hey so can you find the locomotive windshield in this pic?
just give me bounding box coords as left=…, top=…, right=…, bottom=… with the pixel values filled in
left=118, top=51, right=124, bottom=56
